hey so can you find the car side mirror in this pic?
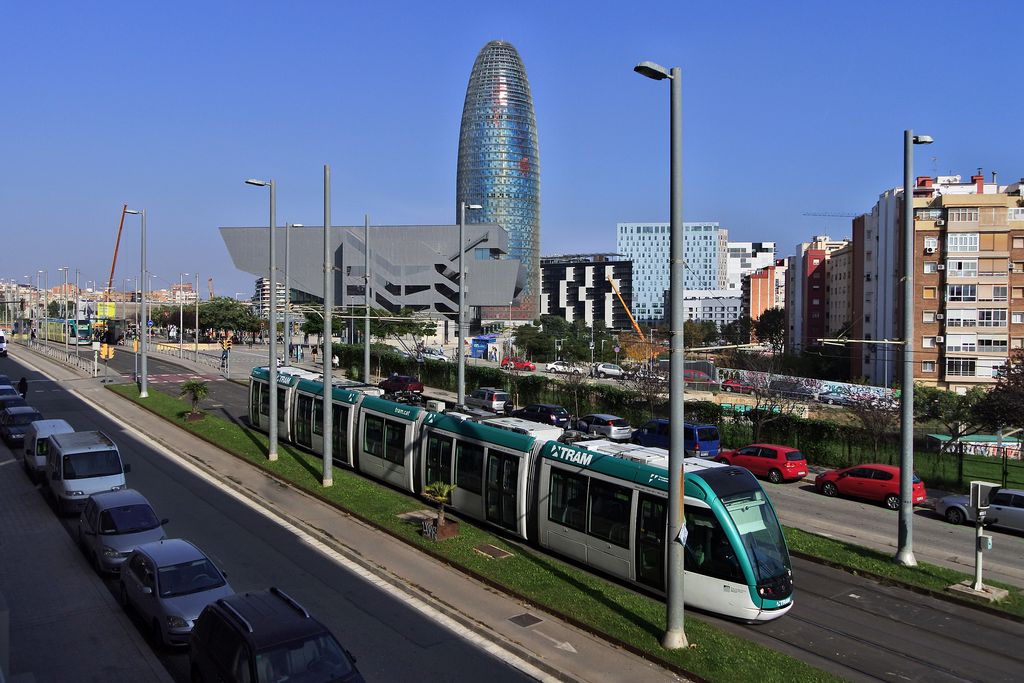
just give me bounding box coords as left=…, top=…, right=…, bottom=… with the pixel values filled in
left=160, top=518, right=170, bottom=526
left=141, top=586, right=152, bottom=595
left=123, top=463, right=131, bottom=473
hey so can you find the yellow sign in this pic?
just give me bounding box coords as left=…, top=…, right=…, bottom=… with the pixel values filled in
left=97, top=302, right=116, bottom=318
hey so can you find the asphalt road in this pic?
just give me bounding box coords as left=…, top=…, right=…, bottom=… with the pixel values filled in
left=87, top=347, right=1024, bottom=681
left=2, top=354, right=536, bottom=683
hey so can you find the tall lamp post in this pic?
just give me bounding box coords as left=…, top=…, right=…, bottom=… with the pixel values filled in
left=194, top=273, right=200, bottom=362
left=322, top=164, right=334, bottom=487
left=364, top=215, right=371, bottom=384
left=457, top=202, right=482, bottom=405
left=124, top=209, right=149, bottom=397
left=635, top=59, right=687, bottom=650
left=38, top=270, right=48, bottom=345
left=896, top=130, right=933, bottom=566
left=58, top=267, right=69, bottom=354
left=75, top=269, right=81, bottom=359
left=179, top=273, right=191, bottom=358
left=246, top=178, right=279, bottom=461
left=284, top=223, right=302, bottom=364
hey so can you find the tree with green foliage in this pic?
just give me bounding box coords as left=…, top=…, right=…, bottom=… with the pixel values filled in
left=199, top=297, right=261, bottom=336
left=179, top=379, right=209, bottom=416
left=973, top=352, right=1024, bottom=433
left=683, top=319, right=718, bottom=349
left=914, top=385, right=987, bottom=452
left=755, top=307, right=786, bottom=353
left=423, top=481, right=457, bottom=528
left=719, top=317, right=753, bottom=346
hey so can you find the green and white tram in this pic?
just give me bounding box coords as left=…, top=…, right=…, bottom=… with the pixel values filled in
left=536, top=439, right=793, bottom=621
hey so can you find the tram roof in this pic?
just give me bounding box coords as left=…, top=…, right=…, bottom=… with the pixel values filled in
left=540, top=440, right=730, bottom=497
left=360, top=394, right=424, bottom=420
left=294, top=377, right=364, bottom=405
left=423, top=413, right=536, bottom=452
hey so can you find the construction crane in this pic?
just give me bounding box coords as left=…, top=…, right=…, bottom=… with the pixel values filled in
left=104, top=204, right=129, bottom=301
left=606, top=275, right=666, bottom=362
left=208, top=277, right=215, bottom=300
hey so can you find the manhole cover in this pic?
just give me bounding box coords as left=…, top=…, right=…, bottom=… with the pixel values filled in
left=474, top=543, right=513, bottom=560
left=509, top=613, right=542, bottom=628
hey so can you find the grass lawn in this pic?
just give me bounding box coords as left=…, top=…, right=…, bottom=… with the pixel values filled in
left=109, top=384, right=1023, bottom=679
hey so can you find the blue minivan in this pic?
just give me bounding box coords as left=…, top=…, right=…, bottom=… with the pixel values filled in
left=630, top=419, right=721, bottom=458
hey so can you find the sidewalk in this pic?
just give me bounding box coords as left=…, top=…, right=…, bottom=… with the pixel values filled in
left=0, top=442, right=173, bottom=683
left=16, top=342, right=687, bottom=682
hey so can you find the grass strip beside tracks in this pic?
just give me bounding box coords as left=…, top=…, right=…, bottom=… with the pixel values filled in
left=110, top=384, right=842, bottom=683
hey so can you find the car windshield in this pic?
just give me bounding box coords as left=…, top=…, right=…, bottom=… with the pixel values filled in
left=99, top=504, right=161, bottom=535
left=697, top=427, right=719, bottom=441
left=720, top=489, right=791, bottom=583
left=785, top=451, right=805, bottom=461
left=0, top=387, right=18, bottom=396
left=255, top=632, right=353, bottom=683
left=610, top=418, right=629, bottom=427
left=493, top=393, right=509, bottom=401
left=550, top=407, right=568, bottom=415
left=913, top=472, right=922, bottom=484
left=11, top=412, right=42, bottom=425
left=157, top=557, right=225, bottom=598
left=62, top=450, right=123, bottom=479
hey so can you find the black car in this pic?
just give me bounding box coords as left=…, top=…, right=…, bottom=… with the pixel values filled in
left=511, top=403, right=571, bottom=428
left=0, top=406, right=43, bottom=446
left=190, top=587, right=363, bottom=683
left=0, top=394, right=28, bottom=411
left=767, top=379, right=817, bottom=401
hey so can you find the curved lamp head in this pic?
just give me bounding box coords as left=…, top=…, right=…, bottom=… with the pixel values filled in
left=913, top=135, right=934, bottom=145
left=245, top=178, right=270, bottom=187
left=634, top=61, right=671, bottom=80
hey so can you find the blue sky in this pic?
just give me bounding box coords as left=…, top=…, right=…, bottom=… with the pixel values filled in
left=2, top=1, right=1020, bottom=298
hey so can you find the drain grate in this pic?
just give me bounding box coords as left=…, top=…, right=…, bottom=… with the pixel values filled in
left=509, top=613, right=542, bottom=628
left=474, top=543, right=514, bottom=560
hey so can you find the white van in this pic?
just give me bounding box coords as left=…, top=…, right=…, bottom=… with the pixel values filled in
left=23, top=419, right=74, bottom=481
left=46, top=431, right=129, bottom=515
left=0, top=328, right=8, bottom=357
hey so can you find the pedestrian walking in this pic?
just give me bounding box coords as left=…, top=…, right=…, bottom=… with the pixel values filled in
left=311, top=345, right=318, bottom=363
left=17, top=377, right=28, bottom=398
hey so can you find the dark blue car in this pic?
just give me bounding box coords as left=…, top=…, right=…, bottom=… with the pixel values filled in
left=630, top=419, right=721, bottom=458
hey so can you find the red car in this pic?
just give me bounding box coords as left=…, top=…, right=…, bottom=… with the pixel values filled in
left=721, top=378, right=755, bottom=394
left=717, top=444, right=808, bottom=483
left=814, top=463, right=927, bottom=510
left=501, top=357, right=536, bottom=371
left=378, top=375, right=425, bottom=394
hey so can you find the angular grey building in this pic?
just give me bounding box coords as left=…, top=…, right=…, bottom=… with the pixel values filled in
left=457, top=40, right=541, bottom=322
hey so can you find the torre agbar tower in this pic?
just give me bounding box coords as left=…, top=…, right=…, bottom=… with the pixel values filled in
left=457, top=40, right=541, bottom=321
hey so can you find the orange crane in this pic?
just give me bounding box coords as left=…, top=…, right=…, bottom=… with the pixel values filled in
left=606, top=275, right=666, bottom=362
left=208, top=277, right=215, bottom=299
left=105, top=204, right=128, bottom=301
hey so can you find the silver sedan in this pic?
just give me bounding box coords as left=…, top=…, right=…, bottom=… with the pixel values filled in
left=935, top=488, right=1024, bottom=532
left=119, top=538, right=234, bottom=646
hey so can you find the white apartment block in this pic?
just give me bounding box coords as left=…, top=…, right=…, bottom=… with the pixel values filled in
left=616, top=222, right=728, bottom=322
left=726, top=241, right=776, bottom=291
left=254, top=277, right=287, bottom=319
left=681, top=290, right=743, bottom=327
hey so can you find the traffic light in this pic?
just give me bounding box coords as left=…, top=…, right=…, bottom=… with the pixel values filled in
left=224, top=337, right=233, bottom=352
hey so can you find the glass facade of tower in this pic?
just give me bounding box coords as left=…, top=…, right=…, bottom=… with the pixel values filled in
left=457, top=40, right=540, bottom=319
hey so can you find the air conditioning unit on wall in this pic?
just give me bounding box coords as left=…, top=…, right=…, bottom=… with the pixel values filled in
left=924, top=247, right=936, bottom=254
left=935, top=313, right=945, bottom=320
left=935, top=219, right=946, bottom=226
left=935, top=336, right=945, bottom=343
left=937, top=264, right=946, bottom=270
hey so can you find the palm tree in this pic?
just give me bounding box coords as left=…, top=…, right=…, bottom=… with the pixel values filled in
left=423, top=481, right=457, bottom=527
left=179, top=379, right=209, bottom=416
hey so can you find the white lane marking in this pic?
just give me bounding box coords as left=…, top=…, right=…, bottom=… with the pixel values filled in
left=20, top=353, right=560, bottom=682
left=534, top=629, right=578, bottom=653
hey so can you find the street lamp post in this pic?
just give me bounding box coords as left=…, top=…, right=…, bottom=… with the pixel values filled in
left=195, top=274, right=200, bottom=362
left=246, top=178, right=279, bottom=460
left=896, top=130, right=933, bottom=567
left=178, top=273, right=189, bottom=358
left=59, top=267, right=69, bottom=354
left=125, top=209, right=149, bottom=397
left=364, top=215, right=371, bottom=384
left=635, top=59, right=687, bottom=650
left=323, top=164, right=334, bottom=487
left=38, top=270, right=48, bottom=345
left=75, top=270, right=81, bottom=359
left=457, top=202, right=482, bottom=406
left=284, top=223, right=303, bottom=363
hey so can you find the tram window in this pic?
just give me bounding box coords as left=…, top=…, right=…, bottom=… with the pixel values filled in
left=258, top=385, right=269, bottom=417
left=684, top=507, right=743, bottom=582
left=332, top=405, right=348, bottom=448
left=588, top=479, right=631, bottom=548
left=548, top=469, right=587, bottom=532
left=277, top=388, right=287, bottom=414
left=455, top=442, right=484, bottom=494
left=251, top=384, right=264, bottom=419
left=313, top=399, right=323, bottom=435
left=384, top=420, right=406, bottom=464
left=426, top=434, right=453, bottom=484
left=364, top=415, right=384, bottom=457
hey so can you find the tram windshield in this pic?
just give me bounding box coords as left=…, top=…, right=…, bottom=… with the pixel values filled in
left=720, top=489, right=790, bottom=583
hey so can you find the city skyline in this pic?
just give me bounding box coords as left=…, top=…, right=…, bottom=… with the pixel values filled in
left=2, top=2, right=1020, bottom=297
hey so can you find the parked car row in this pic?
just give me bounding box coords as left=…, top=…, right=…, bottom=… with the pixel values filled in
left=3, top=379, right=365, bottom=682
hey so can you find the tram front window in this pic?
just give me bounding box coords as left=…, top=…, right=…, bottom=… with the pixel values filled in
left=721, top=489, right=791, bottom=588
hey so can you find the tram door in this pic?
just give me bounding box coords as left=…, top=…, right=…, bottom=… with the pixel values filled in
left=635, top=493, right=666, bottom=590
left=486, top=452, right=519, bottom=531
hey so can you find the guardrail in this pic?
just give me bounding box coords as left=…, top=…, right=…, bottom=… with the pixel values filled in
left=21, top=339, right=98, bottom=375
left=148, top=341, right=230, bottom=377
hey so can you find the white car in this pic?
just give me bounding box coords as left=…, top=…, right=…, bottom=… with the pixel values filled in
left=419, top=349, right=450, bottom=363
left=545, top=360, right=582, bottom=374
left=591, top=362, right=625, bottom=379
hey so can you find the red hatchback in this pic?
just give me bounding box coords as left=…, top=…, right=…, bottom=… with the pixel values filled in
left=717, top=444, right=808, bottom=483
left=721, top=378, right=755, bottom=394
left=814, top=464, right=927, bottom=510
left=378, top=375, right=425, bottom=394
left=501, top=357, right=536, bottom=371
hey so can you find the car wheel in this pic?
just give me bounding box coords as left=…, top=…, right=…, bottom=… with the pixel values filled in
left=724, top=386, right=733, bottom=393
left=945, top=507, right=966, bottom=525
left=884, top=494, right=900, bottom=510
left=822, top=482, right=838, bottom=497
left=767, top=469, right=783, bottom=484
